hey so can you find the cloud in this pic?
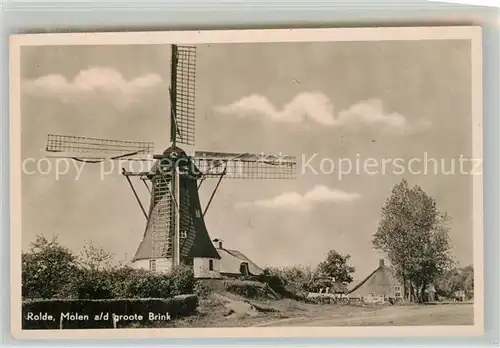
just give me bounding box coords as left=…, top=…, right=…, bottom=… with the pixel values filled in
left=236, top=185, right=361, bottom=211
left=215, top=92, right=335, bottom=125
left=337, top=99, right=432, bottom=135
left=22, top=67, right=164, bottom=109
left=214, top=92, right=431, bottom=134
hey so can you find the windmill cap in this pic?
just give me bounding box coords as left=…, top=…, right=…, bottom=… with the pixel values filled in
left=162, top=145, right=188, bottom=157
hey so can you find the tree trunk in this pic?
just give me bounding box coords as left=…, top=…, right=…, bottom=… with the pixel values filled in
left=409, top=282, right=416, bottom=302
left=420, top=283, right=427, bottom=303
left=402, top=278, right=407, bottom=301
left=401, top=270, right=407, bottom=301
left=414, top=282, right=423, bottom=303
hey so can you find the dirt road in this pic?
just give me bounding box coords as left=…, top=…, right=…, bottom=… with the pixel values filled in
left=257, top=303, right=474, bottom=327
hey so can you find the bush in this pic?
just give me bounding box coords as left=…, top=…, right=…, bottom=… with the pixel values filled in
left=257, top=273, right=284, bottom=293
left=107, top=267, right=142, bottom=298
left=22, top=237, right=79, bottom=299
left=36, top=265, right=197, bottom=301
left=170, top=264, right=195, bottom=296
left=193, top=281, right=211, bottom=299
left=22, top=295, right=199, bottom=329
left=121, top=265, right=195, bottom=299
left=257, top=268, right=305, bottom=300
left=22, top=234, right=202, bottom=304
left=21, top=235, right=198, bottom=302
left=224, top=281, right=260, bottom=299
left=222, top=279, right=280, bottom=300
left=70, top=268, right=115, bottom=299
left=123, top=271, right=174, bottom=299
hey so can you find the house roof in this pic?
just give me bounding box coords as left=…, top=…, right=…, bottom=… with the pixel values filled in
left=348, top=260, right=399, bottom=296
left=217, top=248, right=264, bottom=275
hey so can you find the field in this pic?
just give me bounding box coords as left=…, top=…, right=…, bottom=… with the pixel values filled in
left=260, top=302, right=474, bottom=327
left=166, top=291, right=474, bottom=328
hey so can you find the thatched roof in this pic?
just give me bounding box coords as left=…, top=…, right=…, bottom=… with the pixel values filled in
left=348, top=259, right=399, bottom=296
left=217, top=248, right=264, bottom=275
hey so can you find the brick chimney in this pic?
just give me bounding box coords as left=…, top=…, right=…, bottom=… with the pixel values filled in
left=379, top=259, right=385, bottom=268
left=213, top=238, right=223, bottom=249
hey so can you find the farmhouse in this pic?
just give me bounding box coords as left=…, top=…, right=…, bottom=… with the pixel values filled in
left=348, top=259, right=404, bottom=303
left=167, top=238, right=263, bottom=279
left=130, top=234, right=263, bottom=279
left=210, top=238, right=264, bottom=278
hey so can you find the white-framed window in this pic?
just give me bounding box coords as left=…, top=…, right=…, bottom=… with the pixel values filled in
left=394, top=286, right=401, bottom=292
left=149, top=259, right=157, bottom=271
left=180, top=230, right=188, bottom=239
left=395, top=292, right=401, bottom=298
left=195, top=209, right=201, bottom=218
left=208, top=259, right=214, bottom=271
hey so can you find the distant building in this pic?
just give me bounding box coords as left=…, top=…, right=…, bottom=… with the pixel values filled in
left=212, top=238, right=264, bottom=278
left=348, top=259, right=404, bottom=303
left=130, top=235, right=263, bottom=279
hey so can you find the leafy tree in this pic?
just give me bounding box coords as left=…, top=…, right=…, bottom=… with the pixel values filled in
left=69, top=242, right=132, bottom=299
left=262, top=256, right=354, bottom=296
left=269, top=265, right=315, bottom=293
left=316, top=250, right=355, bottom=286
left=260, top=266, right=314, bottom=296
left=78, top=241, right=117, bottom=271
left=436, top=265, right=474, bottom=300
left=22, top=236, right=199, bottom=300
left=22, top=235, right=78, bottom=299
left=373, top=179, right=454, bottom=302
left=463, top=266, right=474, bottom=299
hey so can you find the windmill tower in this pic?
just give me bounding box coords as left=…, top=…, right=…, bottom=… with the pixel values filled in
left=45, top=45, right=296, bottom=277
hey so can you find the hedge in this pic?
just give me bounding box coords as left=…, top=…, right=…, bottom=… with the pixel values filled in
left=22, top=295, right=198, bottom=329
left=223, top=280, right=265, bottom=299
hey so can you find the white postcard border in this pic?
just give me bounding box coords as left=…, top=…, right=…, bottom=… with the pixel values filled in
left=9, top=26, right=484, bottom=340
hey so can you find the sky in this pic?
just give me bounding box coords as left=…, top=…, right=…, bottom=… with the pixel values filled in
left=20, top=40, right=475, bottom=280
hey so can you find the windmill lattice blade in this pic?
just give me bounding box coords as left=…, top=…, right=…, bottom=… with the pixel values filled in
left=46, top=134, right=154, bottom=160
left=193, top=151, right=296, bottom=179
left=174, top=46, right=196, bottom=146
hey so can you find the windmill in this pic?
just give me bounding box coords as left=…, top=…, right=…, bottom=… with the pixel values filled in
left=45, top=45, right=297, bottom=275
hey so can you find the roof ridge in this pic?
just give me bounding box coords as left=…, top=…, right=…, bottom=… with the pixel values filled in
left=348, top=266, right=382, bottom=294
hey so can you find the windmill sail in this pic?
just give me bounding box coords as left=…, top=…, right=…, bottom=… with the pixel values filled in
left=45, top=134, right=154, bottom=161
left=193, top=150, right=296, bottom=179
left=171, top=45, right=197, bottom=146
